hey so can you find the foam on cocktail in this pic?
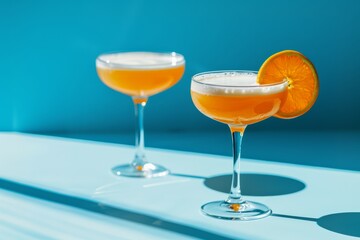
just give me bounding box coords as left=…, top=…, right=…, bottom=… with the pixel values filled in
left=96, top=52, right=185, bottom=69
left=192, top=72, right=287, bottom=96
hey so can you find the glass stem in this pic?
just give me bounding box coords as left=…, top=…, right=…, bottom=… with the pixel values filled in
left=227, top=126, right=246, bottom=204
left=132, top=97, right=148, bottom=167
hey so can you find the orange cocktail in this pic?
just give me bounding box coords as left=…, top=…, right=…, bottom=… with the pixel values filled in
left=191, top=71, right=287, bottom=130
left=191, top=70, right=288, bottom=220
left=97, top=61, right=184, bottom=99
left=191, top=90, right=286, bottom=126
left=96, top=52, right=185, bottom=178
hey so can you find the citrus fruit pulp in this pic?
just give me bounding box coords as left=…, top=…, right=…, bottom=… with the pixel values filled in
left=257, top=50, right=319, bottom=119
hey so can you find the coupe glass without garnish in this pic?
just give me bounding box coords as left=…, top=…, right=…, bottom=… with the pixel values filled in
left=96, top=52, right=185, bottom=178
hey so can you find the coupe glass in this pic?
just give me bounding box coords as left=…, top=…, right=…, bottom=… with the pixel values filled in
left=96, top=52, right=185, bottom=177
left=191, top=70, right=288, bottom=220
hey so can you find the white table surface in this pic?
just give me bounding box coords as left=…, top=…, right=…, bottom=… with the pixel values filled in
left=0, top=132, right=359, bottom=240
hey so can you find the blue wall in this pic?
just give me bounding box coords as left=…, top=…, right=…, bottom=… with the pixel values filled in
left=1, top=0, right=359, bottom=133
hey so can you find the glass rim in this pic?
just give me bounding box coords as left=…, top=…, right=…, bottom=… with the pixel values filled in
left=96, top=51, right=185, bottom=69
left=192, top=70, right=288, bottom=88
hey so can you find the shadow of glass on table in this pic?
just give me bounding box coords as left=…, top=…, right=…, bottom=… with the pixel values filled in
left=204, top=173, right=306, bottom=196
left=0, top=178, right=240, bottom=240
left=171, top=173, right=360, bottom=238
left=172, top=173, right=306, bottom=196
left=272, top=212, right=360, bottom=238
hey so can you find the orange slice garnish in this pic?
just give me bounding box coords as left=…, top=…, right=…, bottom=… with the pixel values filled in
left=257, top=50, right=319, bottom=119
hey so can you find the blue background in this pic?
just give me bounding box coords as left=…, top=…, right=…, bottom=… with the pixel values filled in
left=1, top=0, right=359, bottom=134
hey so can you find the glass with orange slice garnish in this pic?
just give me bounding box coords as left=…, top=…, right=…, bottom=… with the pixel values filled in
left=191, top=50, right=318, bottom=220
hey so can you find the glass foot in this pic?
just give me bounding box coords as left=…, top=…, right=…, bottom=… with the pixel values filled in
left=111, top=162, right=169, bottom=178
left=201, top=200, right=272, bottom=220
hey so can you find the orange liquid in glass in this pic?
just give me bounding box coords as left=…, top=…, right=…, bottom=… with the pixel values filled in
left=97, top=65, right=185, bottom=98
left=191, top=90, right=287, bottom=126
